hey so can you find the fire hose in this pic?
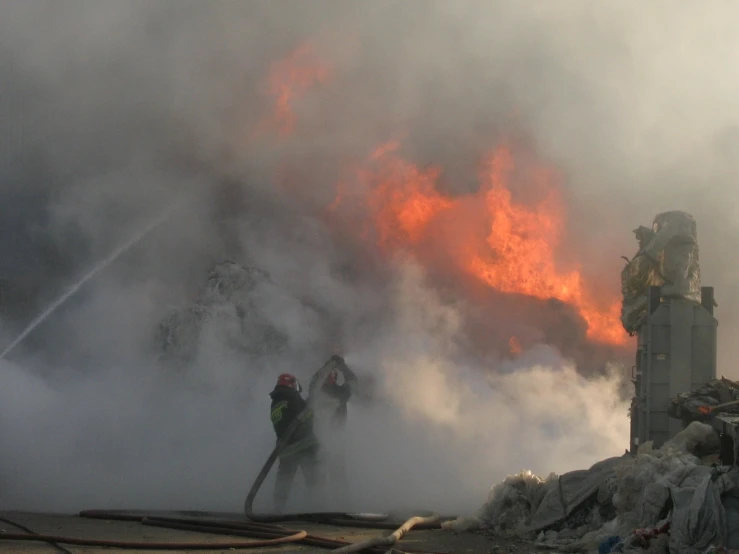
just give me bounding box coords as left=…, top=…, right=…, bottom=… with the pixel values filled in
left=239, top=355, right=444, bottom=550
left=332, top=514, right=442, bottom=554
left=0, top=512, right=307, bottom=550
left=0, top=529, right=307, bottom=550
left=9, top=358, right=449, bottom=552
left=0, top=514, right=74, bottom=554
left=76, top=511, right=448, bottom=553
left=243, top=356, right=350, bottom=523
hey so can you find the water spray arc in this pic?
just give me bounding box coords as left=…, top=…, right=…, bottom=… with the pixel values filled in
left=0, top=196, right=192, bottom=361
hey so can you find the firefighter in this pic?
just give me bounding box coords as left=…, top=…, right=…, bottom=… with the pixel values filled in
left=308, top=354, right=358, bottom=496
left=309, top=354, right=358, bottom=429
left=269, top=373, right=321, bottom=513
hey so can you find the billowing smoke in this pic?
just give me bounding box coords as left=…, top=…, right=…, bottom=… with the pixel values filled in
left=0, top=0, right=733, bottom=514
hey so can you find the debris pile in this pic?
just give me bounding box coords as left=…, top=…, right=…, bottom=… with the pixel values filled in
left=155, top=260, right=286, bottom=366
left=444, top=422, right=739, bottom=553
left=669, top=377, right=739, bottom=426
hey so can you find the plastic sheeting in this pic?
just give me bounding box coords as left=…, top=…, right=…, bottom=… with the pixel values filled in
left=475, top=470, right=555, bottom=537
left=724, top=493, right=739, bottom=549
left=669, top=472, right=726, bottom=554
left=620, top=211, right=701, bottom=333
left=525, top=457, right=624, bottom=533
left=451, top=422, right=737, bottom=553
left=647, top=211, right=701, bottom=302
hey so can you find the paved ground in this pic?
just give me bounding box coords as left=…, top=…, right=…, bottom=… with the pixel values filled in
left=0, top=511, right=538, bottom=553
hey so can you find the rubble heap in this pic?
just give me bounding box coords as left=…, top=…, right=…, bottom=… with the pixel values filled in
left=669, top=377, right=739, bottom=426
left=444, top=422, right=739, bottom=553
left=155, top=260, right=286, bottom=366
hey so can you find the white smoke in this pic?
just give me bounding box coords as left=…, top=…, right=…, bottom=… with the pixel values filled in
left=3, top=0, right=731, bottom=516
left=0, top=256, right=628, bottom=515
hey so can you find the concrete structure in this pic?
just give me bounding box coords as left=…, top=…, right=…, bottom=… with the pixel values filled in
left=629, top=285, right=718, bottom=452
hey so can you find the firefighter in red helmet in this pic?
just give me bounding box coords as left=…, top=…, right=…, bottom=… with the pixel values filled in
left=269, top=373, right=320, bottom=513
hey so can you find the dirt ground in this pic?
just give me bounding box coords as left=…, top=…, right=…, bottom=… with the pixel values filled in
left=0, top=511, right=541, bottom=554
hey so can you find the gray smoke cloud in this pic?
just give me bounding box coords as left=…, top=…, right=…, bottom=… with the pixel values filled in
left=0, top=0, right=734, bottom=515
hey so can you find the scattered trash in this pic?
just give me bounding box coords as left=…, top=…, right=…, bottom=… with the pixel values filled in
left=445, top=420, right=739, bottom=553
left=669, top=377, right=739, bottom=425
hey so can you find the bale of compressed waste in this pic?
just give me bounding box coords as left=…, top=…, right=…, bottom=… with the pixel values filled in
left=620, top=211, right=701, bottom=334
left=154, top=260, right=286, bottom=366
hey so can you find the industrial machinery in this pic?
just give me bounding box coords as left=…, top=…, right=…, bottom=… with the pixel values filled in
left=629, top=285, right=718, bottom=451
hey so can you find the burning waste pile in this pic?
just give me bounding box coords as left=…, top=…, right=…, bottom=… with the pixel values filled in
left=444, top=212, right=739, bottom=554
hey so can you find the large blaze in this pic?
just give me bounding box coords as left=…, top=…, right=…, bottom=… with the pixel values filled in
left=251, top=42, right=628, bottom=349
left=351, top=143, right=626, bottom=346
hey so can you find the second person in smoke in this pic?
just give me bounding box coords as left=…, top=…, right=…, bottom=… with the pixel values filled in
left=309, top=354, right=358, bottom=428
left=269, top=373, right=321, bottom=513
left=309, top=354, right=358, bottom=496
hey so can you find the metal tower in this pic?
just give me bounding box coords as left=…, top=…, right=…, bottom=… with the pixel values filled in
left=629, top=286, right=718, bottom=451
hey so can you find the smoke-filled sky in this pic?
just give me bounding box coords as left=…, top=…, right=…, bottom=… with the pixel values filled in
left=0, top=0, right=737, bottom=514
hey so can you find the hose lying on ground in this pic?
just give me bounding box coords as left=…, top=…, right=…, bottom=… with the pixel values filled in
left=79, top=511, right=448, bottom=553
left=0, top=529, right=307, bottom=550
left=0, top=515, right=74, bottom=554
left=332, top=513, right=441, bottom=554
left=143, top=516, right=377, bottom=551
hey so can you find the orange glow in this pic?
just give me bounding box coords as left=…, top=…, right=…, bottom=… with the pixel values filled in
left=343, top=142, right=627, bottom=346
left=509, top=336, right=522, bottom=355
left=258, top=43, right=333, bottom=137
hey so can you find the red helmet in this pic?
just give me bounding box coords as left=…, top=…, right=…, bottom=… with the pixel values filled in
left=325, top=369, right=338, bottom=386
left=276, top=373, right=301, bottom=392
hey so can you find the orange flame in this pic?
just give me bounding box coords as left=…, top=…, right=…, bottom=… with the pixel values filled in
left=468, top=147, right=624, bottom=345
left=362, top=141, right=453, bottom=249
left=257, top=43, right=333, bottom=137
left=339, top=142, right=627, bottom=346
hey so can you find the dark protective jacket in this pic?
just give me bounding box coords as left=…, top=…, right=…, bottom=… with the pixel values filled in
left=269, top=385, right=319, bottom=459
